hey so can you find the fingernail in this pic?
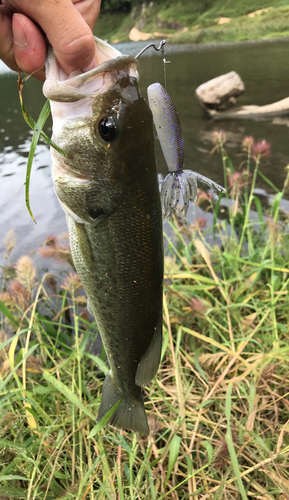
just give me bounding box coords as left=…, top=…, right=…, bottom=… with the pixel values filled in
left=13, top=14, right=28, bottom=48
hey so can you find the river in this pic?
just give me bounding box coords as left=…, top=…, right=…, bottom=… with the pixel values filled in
left=1, top=38, right=289, bottom=268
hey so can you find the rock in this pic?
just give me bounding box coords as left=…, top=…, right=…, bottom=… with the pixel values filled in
left=195, top=71, right=245, bottom=111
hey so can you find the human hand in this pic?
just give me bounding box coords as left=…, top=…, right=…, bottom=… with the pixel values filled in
left=0, top=0, right=101, bottom=80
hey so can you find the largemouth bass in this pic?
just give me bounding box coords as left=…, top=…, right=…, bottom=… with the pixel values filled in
left=43, top=38, right=163, bottom=435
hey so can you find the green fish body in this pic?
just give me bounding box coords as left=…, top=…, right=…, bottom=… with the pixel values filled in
left=43, top=38, right=163, bottom=435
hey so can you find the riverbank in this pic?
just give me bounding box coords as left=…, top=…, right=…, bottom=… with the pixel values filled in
left=94, top=3, right=289, bottom=45
left=1, top=134, right=289, bottom=498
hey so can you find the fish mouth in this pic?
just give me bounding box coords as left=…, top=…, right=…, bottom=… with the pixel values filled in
left=43, top=37, right=138, bottom=103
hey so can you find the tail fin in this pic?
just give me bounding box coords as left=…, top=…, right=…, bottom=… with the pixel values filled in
left=97, top=371, right=149, bottom=435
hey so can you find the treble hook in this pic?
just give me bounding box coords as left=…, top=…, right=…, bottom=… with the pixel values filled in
left=135, top=39, right=167, bottom=59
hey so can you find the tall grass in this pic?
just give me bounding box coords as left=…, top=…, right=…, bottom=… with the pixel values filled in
left=96, top=2, right=289, bottom=45
left=1, top=133, right=289, bottom=498
left=170, top=6, right=289, bottom=45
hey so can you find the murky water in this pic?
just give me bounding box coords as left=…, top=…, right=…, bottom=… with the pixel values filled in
left=1, top=38, right=289, bottom=266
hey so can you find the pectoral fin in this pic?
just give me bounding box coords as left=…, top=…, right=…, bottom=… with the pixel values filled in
left=73, top=221, right=96, bottom=273
left=135, top=319, right=162, bottom=387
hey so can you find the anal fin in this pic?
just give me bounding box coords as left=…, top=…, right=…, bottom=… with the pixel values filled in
left=135, top=320, right=162, bottom=387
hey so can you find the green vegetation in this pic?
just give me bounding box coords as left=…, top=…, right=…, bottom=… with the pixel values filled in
left=1, top=132, right=289, bottom=498
left=94, top=0, right=289, bottom=45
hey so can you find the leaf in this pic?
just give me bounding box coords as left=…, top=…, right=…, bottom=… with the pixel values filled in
left=0, top=299, right=19, bottom=326
left=0, top=344, right=39, bottom=393
left=202, top=440, right=214, bottom=463
left=165, top=434, right=181, bottom=483
left=8, top=333, right=19, bottom=371
left=253, top=196, right=264, bottom=226
left=0, top=486, right=28, bottom=499
left=0, top=439, right=27, bottom=452
left=116, top=470, right=125, bottom=500
left=194, top=239, right=212, bottom=268
left=18, top=76, right=65, bottom=156
left=0, top=475, right=29, bottom=481
left=24, top=100, right=52, bottom=223
left=24, top=401, right=38, bottom=432
left=240, top=312, right=257, bottom=332
left=196, top=399, right=214, bottom=410
left=42, top=370, right=95, bottom=421
left=225, top=384, right=247, bottom=500
left=84, top=353, right=109, bottom=375
left=79, top=330, right=92, bottom=357
left=194, top=348, right=208, bottom=383
left=18, top=75, right=66, bottom=223
left=258, top=170, right=279, bottom=193
left=87, top=399, right=122, bottom=438
left=213, top=188, right=224, bottom=229
left=272, top=191, right=283, bottom=218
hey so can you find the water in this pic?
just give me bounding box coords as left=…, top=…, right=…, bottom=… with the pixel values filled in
left=1, top=38, right=289, bottom=266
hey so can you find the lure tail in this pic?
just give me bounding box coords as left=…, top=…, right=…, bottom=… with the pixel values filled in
left=148, top=82, right=226, bottom=221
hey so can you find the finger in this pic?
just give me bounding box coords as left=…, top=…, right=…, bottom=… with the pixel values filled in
left=9, top=0, right=98, bottom=74
left=0, top=5, right=19, bottom=72
left=12, top=13, right=46, bottom=80
left=73, top=0, right=101, bottom=31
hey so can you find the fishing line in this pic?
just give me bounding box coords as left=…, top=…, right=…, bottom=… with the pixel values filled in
left=162, top=53, right=170, bottom=91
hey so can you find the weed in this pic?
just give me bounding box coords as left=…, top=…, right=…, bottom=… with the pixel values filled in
left=1, top=134, right=289, bottom=498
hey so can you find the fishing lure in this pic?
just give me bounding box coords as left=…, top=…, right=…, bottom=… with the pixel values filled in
left=147, top=82, right=226, bottom=221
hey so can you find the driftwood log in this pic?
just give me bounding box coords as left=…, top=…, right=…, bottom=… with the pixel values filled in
left=207, top=97, right=289, bottom=120
left=195, top=71, right=245, bottom=111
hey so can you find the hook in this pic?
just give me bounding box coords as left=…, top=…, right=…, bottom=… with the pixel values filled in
left=135, top=39, right=167, bottom=59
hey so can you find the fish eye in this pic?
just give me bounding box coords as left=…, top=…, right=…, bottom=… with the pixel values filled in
left=98, top=117, right=117, bottom=142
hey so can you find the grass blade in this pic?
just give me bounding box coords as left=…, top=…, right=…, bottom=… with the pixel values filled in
left=18, top=74, right=66, bottom=222
left=0, top=344, right=39, bottom=392
left=226, top=384, right=248, bottom=500
left=0, top=476, right=29, bottom=481
left=87, top=399, right=122, bottom=438
left=18, top=75, right=65, bottom=155
left=0, top=299, right=19, bottom=326
left=24, top=100, right=51, bottom=223
left=84, top=352, right=109, bottom=375
left=42, top=369, right=95, bottom=421
left=0, top=486, right=28, bottom=499
left=258, top=170, right=279, bottom=193
left=165, top=434, right=181, bottom=483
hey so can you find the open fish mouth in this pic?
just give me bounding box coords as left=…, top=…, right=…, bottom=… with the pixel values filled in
left=43, top=37, right=138, bottom=104
left=43, top=37, right=143, bottom=225
left=43, top=37, right=139, bottom=199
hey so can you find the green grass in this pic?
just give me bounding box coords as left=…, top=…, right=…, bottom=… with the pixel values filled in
left=96, top=1, right=289, bottom=45
left=170, top=5, right=289, bottom=44
left=1, top=134, right=289, bottom=498
left=93, top=12, right=134, bottom=43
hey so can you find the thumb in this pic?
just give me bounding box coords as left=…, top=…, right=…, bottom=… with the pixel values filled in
left=14, top=0, right=98, bottom=75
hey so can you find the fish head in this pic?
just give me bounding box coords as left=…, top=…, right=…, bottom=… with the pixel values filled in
left=43, top=37, right=153, bottom=225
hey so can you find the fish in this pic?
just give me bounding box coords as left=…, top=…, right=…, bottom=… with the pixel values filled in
left=43, top=37, right=164, bottom=435
left=147, top=82, right=226, bottom=220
